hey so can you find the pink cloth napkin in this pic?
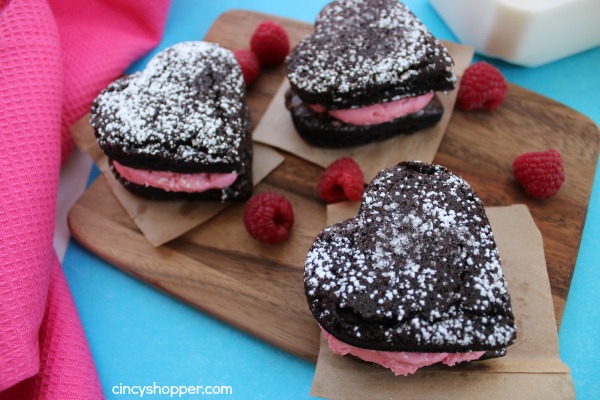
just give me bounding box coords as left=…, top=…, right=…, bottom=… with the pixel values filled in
left=0, top=0, right=169, bottom=398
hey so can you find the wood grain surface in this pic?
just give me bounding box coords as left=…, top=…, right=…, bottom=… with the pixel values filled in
left=68, top=10, right=599, bottom=362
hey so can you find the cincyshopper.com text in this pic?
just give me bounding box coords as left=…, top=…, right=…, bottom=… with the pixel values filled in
left=112, top=382, right=233, bottom=397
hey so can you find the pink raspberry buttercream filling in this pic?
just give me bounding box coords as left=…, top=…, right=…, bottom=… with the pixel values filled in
left=321, top=327, right=485, bottom=376
left=113, top=161, right=238, bottom=193
left=309, top=92, right=435, bottom=126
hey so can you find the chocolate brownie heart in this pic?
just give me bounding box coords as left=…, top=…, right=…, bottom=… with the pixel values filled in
left=286, top=0, right=456, bottom=109
left=304, top=161, right=517, bottom=353
left=90, top=41, right=252, bottom=201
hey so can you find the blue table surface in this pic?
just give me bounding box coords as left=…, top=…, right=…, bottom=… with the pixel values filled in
left=63, top=1, right=600, bottom=399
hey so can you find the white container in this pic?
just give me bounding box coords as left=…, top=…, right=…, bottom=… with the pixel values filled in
left=429, top=0, right=600, bottom=67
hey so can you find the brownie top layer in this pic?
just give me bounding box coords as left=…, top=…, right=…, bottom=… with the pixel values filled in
left=90, top=41, right=249, bottom=171
left=286, top=0, right=455, bottom=109
left=304, top=162, right=516, bottom=352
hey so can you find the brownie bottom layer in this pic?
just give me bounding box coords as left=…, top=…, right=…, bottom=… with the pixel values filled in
left=109, top=160, right=253, bottom=202
left=285, top=88, right=444, bottom=148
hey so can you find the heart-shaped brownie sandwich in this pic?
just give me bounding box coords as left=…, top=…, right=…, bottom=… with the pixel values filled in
left=91, top=41, right=252, bottom=201
left=304, top=161, right=516, bottom=375
left=285, top=0, right=456, bottom=147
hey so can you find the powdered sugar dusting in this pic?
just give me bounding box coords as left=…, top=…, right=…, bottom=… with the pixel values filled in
left=304, top=162, right=516, bottom=352
left=286, top=0, right=456, bottom=105
left=91, top=41, right=248, bottom=167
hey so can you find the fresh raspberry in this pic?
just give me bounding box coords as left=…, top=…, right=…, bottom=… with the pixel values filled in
left=250, top=21, right=290, bottom=67
left=233, top=49, right=260, bottom=86
left=243, top=192, right=295, bottom=244
left=512, top=149, right=565, bottom=199
left=458, top=62, right=507, bottom=111
left=318, top=158, right=365, bottom=203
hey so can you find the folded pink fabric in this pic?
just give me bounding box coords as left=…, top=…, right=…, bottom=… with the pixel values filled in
left=0, top=0, right=169, bottom=398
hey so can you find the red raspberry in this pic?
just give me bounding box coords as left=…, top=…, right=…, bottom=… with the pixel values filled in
left=250, top=21, right=290, bottom=67
left=318, top=158, right=365, bottom=203
left=233, top=49, right=260, bottom=86
left=512, top=149, right=565, bottom=199
left=243, top=192, right=295, bottom=244
left=458, top=62, right=507, bottom=111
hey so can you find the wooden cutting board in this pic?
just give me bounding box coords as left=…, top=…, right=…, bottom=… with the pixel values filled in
left=68, top=10, right=599, bottom=362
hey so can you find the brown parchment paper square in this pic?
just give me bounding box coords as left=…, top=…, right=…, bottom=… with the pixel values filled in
left=70, top=114, right=284, bottom=247
left=311, top=203, right=574, bottom=399
left=253, top=41, right=474, bottom=181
